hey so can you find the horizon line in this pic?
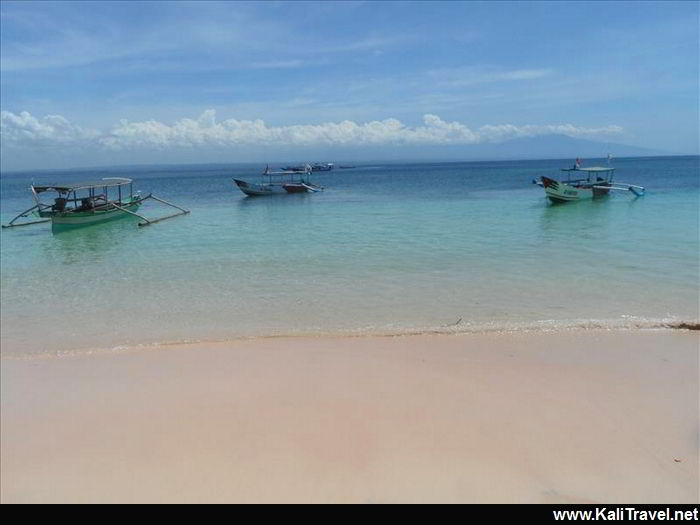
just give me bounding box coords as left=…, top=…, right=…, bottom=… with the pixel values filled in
left=1, top=153, right=697, bottom=176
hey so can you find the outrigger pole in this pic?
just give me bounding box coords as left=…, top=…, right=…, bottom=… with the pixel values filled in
left=2, top=194, right=190, bottom=229
left=592, top=184, right=646, bottom=196
left=2, top=204, right=51, bottom=228
left=108, top=193, right=190, bottom=227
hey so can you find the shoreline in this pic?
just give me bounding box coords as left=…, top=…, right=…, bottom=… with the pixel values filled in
left=2, top=329, right=698, bottom=503
left=1, top=321, right=698, bottom=361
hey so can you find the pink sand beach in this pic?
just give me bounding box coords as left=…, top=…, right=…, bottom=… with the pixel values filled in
left=1, top=330, right=697, bottom=503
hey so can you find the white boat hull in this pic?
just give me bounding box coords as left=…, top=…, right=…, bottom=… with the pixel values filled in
left=541, top=177, right=609, bottom=203
left=234, top=179, right=287, bottom=196
left=233, top=179, right=323, bottom=196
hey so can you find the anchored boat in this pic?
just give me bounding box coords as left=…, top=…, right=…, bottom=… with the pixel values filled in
left=233, top=165, right=324, bottom=196
left=282, top=162, right=334, bottom=172
left=2, top=177, right=190, bottom=233
left=310, top=162, right=334, bottom=172
left=281, top=165, right=307, bottom=173
left=534, top=161, right=644, bottom=203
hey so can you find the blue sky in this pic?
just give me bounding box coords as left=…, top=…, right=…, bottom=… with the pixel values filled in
left=1, top=0, right=697, bottom=170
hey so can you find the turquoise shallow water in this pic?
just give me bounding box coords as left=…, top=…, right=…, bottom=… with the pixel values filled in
left=1, top=156, right=698, bottom=356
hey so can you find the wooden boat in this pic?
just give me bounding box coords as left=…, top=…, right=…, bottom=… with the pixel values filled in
left=2, top=177, right=190, bottom=233
left=281, top=165, right=307, bottom=173
left=534, top=160, right=644, bottom=203
left=234, top=165, right=324, bottom=196
left=282, top=162, right=334, bottom=172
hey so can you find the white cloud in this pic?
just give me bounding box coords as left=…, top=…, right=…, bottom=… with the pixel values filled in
left=0, top=110, right=99, bottom=146
left=477, top=123, right=624, bottom=142
left=1, top=110, right=623, bottom=151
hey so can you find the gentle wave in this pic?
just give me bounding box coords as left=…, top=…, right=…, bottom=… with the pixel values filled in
left=3, top=317, right=697, bottom=361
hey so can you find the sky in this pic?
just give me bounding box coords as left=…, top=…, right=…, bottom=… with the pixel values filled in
left=0, top=0, right=698, bottom=171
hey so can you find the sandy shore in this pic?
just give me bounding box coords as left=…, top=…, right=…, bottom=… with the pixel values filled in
left=1, top=330, right=698, bottom=503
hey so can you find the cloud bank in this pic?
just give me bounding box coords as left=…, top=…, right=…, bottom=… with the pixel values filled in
left=1, top=110, right=623, bottom=151
left=0, top=110, right=99, bottom=146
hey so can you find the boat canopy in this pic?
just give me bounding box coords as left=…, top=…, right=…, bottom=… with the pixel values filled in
left=560, top=167, right=615, bottom=173
left=32, top=177, right=133, bottom=193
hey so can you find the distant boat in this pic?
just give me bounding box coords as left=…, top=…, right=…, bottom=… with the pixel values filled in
left=311, top=162, right=334, bottom=171
left=533, top=159, right=644, bottom=203
left=282, top=162, right=334, bottom=172
left=281, top=165, right=307, bottom=172
left=2, top=177, right=190, bottom=233
left=234, top=165, right=323, bottom=196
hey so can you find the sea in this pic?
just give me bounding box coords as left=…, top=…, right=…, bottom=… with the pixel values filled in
left=1, top=156, right=698, bottom=357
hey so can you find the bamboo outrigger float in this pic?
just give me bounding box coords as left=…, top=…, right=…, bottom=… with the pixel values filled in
left=2, top=177, right=189, bottom=233
left=533, top=159, right=645, bottom=203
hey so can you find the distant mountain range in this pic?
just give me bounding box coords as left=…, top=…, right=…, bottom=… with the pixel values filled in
left=258, top=134, right=672, bottom=167
left=325, top=134, right=670, bottom=164
left=0, top=133, right=681, bottom=173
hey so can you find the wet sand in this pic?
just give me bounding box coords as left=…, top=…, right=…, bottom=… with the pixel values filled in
left=1, top=330, right=697, bottom=503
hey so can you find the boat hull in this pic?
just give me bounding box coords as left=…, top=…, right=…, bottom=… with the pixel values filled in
left=541, top=176, right=610, bottom=203
left=234, top=179, right=287, bottom=196
left=50, top=199, right=143, bottom=233
left=283, top=183, right=308, bottom=193
left=234, top=179, right=322, bottom=196
left=283, top=182, right=322, bottom=193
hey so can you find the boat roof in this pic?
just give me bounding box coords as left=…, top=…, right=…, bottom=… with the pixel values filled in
left=561, top=166, right=615, bottom=172
left=32, top=177, right=133, bottom=193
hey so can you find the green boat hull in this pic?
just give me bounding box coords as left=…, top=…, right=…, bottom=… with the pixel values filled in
left=48, top=198, right=143, bottom=233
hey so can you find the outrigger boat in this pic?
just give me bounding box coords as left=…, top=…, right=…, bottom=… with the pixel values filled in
left=2, top=177, right=190, bottom=233
left=281, top=164, right=307, bottom=173
left=311, top=162, right=334, bottom=172
left=282, top=162, right=334, bottom=172
left=534, top=161, right=645, bottom=203
left=233, top=165, right=324, bottom=196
